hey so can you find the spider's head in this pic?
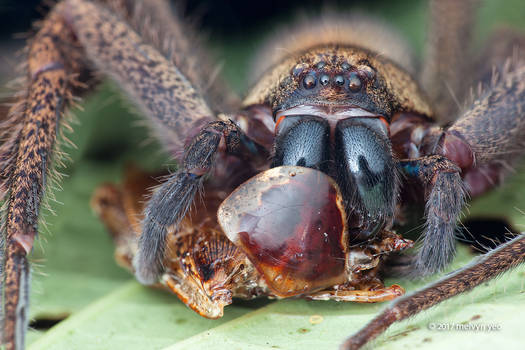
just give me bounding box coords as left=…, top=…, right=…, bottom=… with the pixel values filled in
left=243, top=45, right=432, bottom=240
left=244, top=45, right=431, bottom=120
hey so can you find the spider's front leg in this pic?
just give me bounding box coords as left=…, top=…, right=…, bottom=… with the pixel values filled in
left=395, top=60, right=525, bottom=276
left=0, top=11, right=84, bottom=349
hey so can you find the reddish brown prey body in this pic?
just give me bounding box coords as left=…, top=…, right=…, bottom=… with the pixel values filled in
left=1, top=1, right=524, bottom=350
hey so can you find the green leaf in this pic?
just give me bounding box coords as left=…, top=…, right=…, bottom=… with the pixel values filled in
left=28, top=281, right=255, bottom=350
left=16, top=0, right=525, bottom=349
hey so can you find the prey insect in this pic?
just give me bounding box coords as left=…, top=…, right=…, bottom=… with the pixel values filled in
left=1, top=0, right=525, bottom=349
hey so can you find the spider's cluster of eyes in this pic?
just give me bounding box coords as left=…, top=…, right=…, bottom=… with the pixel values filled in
left=295, top=61, right=375, bottom=93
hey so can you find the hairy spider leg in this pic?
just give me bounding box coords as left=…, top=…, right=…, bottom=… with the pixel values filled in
left=136, top=119, right=265, bottom=285
left=409, top=57, right=525, bottom=274
left=421, top=0, right=479, bottom=123
left=0, top=10, right=82, bottom=350
left=398, top=155, right=466, bottom=275
left=342, top=233, right=525, bottom=350
left=0, top=0, right=249, bottom=348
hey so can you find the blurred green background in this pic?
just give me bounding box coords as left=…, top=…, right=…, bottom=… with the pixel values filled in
left=0, top=0, right=524, bottom=349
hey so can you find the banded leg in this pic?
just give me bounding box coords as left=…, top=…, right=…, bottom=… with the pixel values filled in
left=1, top=0, right=235, bottom=348
left=306, top=285, right=404, bottom=303
left=0, top=10, right=83, bottom=349
left=341, top=234, right=525, bottom=350
left=421, top=0, right=479, bottom=123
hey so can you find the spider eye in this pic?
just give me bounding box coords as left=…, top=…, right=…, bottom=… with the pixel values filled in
left=316, top=61, right=326, bottom=69
left=320, top=74, right=330, bottom=86
left=303, top=74, right=317, bottom=89
left=334, top=75, right=345, bottom=86
left=341, top=62, right=351, bottom=71
left=359, top=66, right=375, bottom=80
left=348, top=72, right=362, bottom=92
left=292, top=66, right=303, bottom=77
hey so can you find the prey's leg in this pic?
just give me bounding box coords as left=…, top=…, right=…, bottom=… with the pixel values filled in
left=307, top=285, right=404, bottom=303
left=308, top=231, right=414, bottom=303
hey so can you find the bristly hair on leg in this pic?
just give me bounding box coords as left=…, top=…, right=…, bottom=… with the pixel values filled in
left=133, top=171, right=201, bottom=285
left=103, top=0, right=239, bottom=114
left=0, top=57, right=32, bottom=342
left=133, top=118, right=252, bottom=285
left=0, top=8, right=87, bottom=344
left=0, top=77, right=80, bottom=347
left=413, top=171, right=467, bottom=276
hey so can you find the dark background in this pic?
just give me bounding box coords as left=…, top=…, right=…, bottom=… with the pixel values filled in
left=0, top=0, right=425, bottom=89
left=0, top=0, right=410, bottom=38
